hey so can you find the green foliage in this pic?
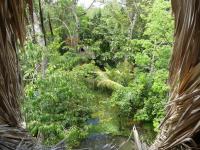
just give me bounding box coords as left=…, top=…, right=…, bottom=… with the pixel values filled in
left=132, top=0, right=173, bottom=131
left=24, top=67, right=94, bottom=145
left=65, top=126, right=88, bottom=147
left=21, top=0, right=174, bottom=146
left=20, top=41, right=43, bottom=80
left=22, top=37, right=99, bottom=146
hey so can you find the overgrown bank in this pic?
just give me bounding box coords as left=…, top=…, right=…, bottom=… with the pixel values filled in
left=21, top=0, right=173, bottom=148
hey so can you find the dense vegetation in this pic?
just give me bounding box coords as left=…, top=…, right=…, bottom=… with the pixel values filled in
left=21, top=0, right=173, bottom=148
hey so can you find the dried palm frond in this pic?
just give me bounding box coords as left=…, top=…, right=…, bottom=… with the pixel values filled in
left=0, top=0, right=28, bottom=129
left=151, top=0, right=200, bottom=149
left=0, top=124, right=67, bottom=150
left=0, top=125, right=36, bottom=150
left=0, top=0, right=66, bottom=149
left=0, top=0, right=36, bottom=149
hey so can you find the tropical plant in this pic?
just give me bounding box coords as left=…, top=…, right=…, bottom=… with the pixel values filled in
left=4, top=0, right=199, bottom=149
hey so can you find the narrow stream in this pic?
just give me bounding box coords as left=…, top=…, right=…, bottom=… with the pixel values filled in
left=75, top=117, right=156, bottom=150
left=75, top=93, right=157, bottom=150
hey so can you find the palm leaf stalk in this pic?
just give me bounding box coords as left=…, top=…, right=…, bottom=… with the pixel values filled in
left=150, top=0, right=200, bottom=149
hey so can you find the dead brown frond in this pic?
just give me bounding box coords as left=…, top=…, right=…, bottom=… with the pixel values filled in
left=151, top=0, right=200, bottom=149
left=0, top=0, right=28, bottom=128
left=0, top=0, right=36, bottom=149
